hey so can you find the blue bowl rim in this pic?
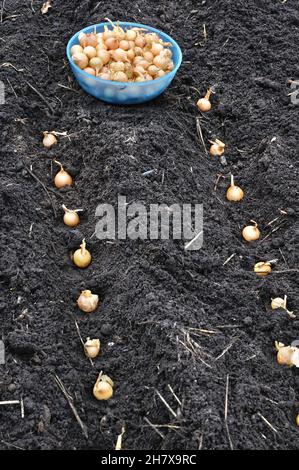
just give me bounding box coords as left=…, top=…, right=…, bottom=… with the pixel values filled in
left=66, top=22, right=183, bottom=87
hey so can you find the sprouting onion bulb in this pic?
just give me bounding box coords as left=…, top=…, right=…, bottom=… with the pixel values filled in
left=54, top=161, right=73, bottom=188
left=254, top=261, right=272, bottom=277
left=43, top=131, right=57, bottom=149
left=197, top=88, right=213, bottom=112
left=242, top=221, right=261, bottom=242
left=62, top=205, right=81, bottom=227
left=77, top=290, right=99, bottom=312
left=93, top=374, right=114, bottom=400
left=226, top=175, right=244, bottom=202
left=275, top=342, right=299, bottom=367
left=73, top=239, right=92, bottom=268
left=210, top=139, right=225, bottom=157
left=84, top=338, right=100, bottom=358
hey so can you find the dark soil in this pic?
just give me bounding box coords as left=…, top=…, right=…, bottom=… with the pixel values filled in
left=0, top=0, right=299, bottom=451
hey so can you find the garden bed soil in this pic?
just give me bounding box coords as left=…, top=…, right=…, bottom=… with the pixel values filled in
left=0, top=0, right=298, bottom=450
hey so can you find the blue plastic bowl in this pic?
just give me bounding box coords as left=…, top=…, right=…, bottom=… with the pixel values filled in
left=66, top=22, right=182, bottom=105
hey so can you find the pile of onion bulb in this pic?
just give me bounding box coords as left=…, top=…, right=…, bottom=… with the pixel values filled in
left=71, top=19, right=175, bottom=83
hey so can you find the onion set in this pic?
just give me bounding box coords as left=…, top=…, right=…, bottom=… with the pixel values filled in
left=54, top=161, right=73, bottom=188
left=73, top=239, right=92, bottom=268
left=226, top=175, right=244, bottom=202
left=197, top=88, right=213, bottom=112
left=43, top=131, right=57, bottom=149
left=275, top=342, right=299, bottom=367
left=72, top=20, right=174, bottom=83
left=242, top=221, right=261, bottom=242
left=254, top=261, right=272, bottom=277
left=77, top=290, right=98, bottom=312
left=93, top=374, right=114, bottom=400
left=210, top=139, right=225, bottom=157
left=84, top=338, right=100, bottom=358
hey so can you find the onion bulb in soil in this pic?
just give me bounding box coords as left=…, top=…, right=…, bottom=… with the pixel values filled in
left=43, top=132, right=57, bottom=149
left=62, top=205, right=81, bottom=227
left=54, top=161, right=73, bottom=188
left=93, top=374, right=114, bottom=400
left=271, top=296, right=294, bottom=317
left=226, top=175, right=244, bottom=202
left=242, top=221, right=261, bottom=242
left=276, top=342, right=299, bottom=367
left=210, top=139, right=225, bottom=157
left=73, top=239, right=92, bottom=268
left=197, top=88, right=213, bottom=112
left=77, top=290, right=99, bottom=313
left=84, top=338, right=100, bottom=358
left=296, top=414, right=299, bottom=427
left=254, top=261, right=272, bottom=277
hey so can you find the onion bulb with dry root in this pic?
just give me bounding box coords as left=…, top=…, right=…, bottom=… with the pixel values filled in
left=93, top=374, right=114, bottom=400
left=54, top=161, right=73, bottom=189
left=84, top=338, right=100, bottom=358
left=73, top=239, right=92, bottom=268
left=77, top=290, right=99, bottom=313
left=197, top=88, right=213, bottom=112
left=226, top=175, right=244, bottom=202
left=242, top=221, right=261, bottom=242
left=210, top=139, right=225, bottom=157
left=43, top=131, right=57, bottom=149
left=275, top=342, right=299, bottom=367
left=254, top=261, right=272, bottom=277
left=62, top=205, right=81, bottom=227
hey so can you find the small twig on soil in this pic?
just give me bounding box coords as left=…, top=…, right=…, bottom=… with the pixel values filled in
left=215, top=343, right=234, bottom=361
left=0, top=440, right=25, bottom=450
left=272, top=269, right=299, bottom=274
left=57, top=83, right=79, bottom=93
left=260, top=221, right=287, bottom=243
left=1, top=62, right=25, bottom=72
left=143, top=417, right=165, bottom=439
left=224, top=375, right=234, bottom=450
left=20, top=397, right=24, bottom=418
left=214, top=173, right=225, bottom=191
left=195, top=117, right=208, bottom=154
left=257, top=412, right=278, bottom=434
left=24, top=80, right=54, bottom=114
left=0, top=400, right=20, bottom=406
left=167, top=384, right=182, bottom=407
left=73, top=318, right=94, bottom=367
left=54, top=374, right=88, bottom=439
left=203, top=23, right=207, bottom=42
left=0, top=0, right=5, bottom=23
left=25, top=166, right=56, bottom=217
left=187, top=327, right=218, bottom=335
left=223, top=253, right=235, bottom=266
left=155, top=389, right=177, bottom=419
left=6, top=78, right=17, bottom=98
